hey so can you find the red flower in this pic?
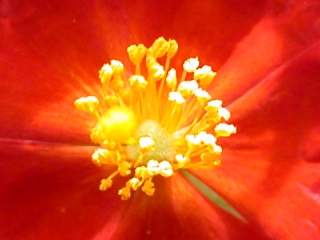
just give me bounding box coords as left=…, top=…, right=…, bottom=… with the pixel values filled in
left=1, top=0, right=320, bottom=239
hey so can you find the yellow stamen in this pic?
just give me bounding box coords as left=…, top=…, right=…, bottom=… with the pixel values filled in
left=91, top=148, right=114, bottom=166
left=159, top=161, right=173, bottom=177
left=183, top=57, right=199, bottom=73
left=194, top=88, right=212, bottom=104
left=127, top=44, right=147, bottom=65
left=139, top=136, right=155, bottom=150
left=166, top=68, right=177, bottom=90
left=167, top=39, right=178, bottom=59
left=194, top=65, right=217, bottom=87
left=110, top=60, right=124, bottom=75
left=127, top=44, right=147, bottom=74
left=99, top=64, right=113, bottom=85
left=214, top=123, right=237, bottom=137
left=74, top=37, right=236, bottom=200
left=147, top=160, right=160, bottom=175
left=118, top=186, right=131, bottom=200
left=177, top=80, right=199, bottom=98
left=128, top=177, right=140, bottom=191
left=74, top=96, right=100, bottom=117
left=129, top=75, right=148, bottom=90
left=149, top=37, right=169, bottom=58
left=142, top=179, right=155, bottom=196
left=100, top=178, right=113, bottom=191
left=175, top=154, right=190, bottom=168
left=168, top=91, right=186, bottom=104
left=99, top=170, right=118, bottom=191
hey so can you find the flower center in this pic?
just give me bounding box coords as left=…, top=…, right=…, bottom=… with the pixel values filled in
left=74, top=37, right=236, bottom=200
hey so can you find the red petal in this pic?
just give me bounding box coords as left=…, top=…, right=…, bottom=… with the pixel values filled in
left=0, top=1, right=107, bottom=144
left=0, top=138, right=125, bottom=240
left=194, top=153, right=320, bottom=240
left=106, top=175, right=271, bottom=240
left=212, top=0, right=320, bottom=104
left=117, top=0, right=267, bottom=67
left=0, top=0, right=267, bottom=143
left=194, top=40, right=320, bottom=239
left=2, top=1, right=319, bottom=239
left=228, top=41, right=320, bottom=162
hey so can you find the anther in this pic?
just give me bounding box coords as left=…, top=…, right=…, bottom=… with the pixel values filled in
left=100, top=178, right=113, bottom=191
left=91, top=148, right=114, bottom=166
left=74, top=96, right=99, bottom=115
left=129, top=75, right=148, bottom=90
left=142, top=179, right=155, bottom=196
left=194, top=65, right=216, bottom=87
left=127, top=44, right=147, bottom=65
left=183, top=57, right=199, bottom=73
left=99, top=64, right=113, bottom=85
left=150, top=37, right=169, bottom=58
left=214, top=123, right=237, bottom=137
left=168, top=91, right=186, bottom=104
left=194, top=88, right=211, bottom=104
left=159, top=161, right=173, bottom=177
left=166, top=68, right=177, bottom=90
left=139, top=136, right=155, bottom=150
left=178, top=80, right=199, bottom=97
left=147, top=160, right=160, bottom=175
left=175, top=154, right=190, bottom=168
left=167, top=39, right=178, bottom=58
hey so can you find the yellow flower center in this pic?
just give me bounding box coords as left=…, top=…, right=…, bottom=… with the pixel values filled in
left=74, top=37, right=236, bottom=200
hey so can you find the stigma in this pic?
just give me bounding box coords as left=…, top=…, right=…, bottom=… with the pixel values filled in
left=74, top=37, right=236, bottom=200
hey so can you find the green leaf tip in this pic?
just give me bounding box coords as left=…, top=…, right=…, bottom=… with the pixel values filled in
left=181, top=169, right=247, bottom=223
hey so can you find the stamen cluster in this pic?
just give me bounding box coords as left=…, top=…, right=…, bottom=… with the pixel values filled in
left=74, top=37, right=236, bottom=200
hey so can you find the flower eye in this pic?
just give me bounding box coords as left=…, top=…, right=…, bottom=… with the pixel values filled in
left=74, top=37, right=236, bottom=200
